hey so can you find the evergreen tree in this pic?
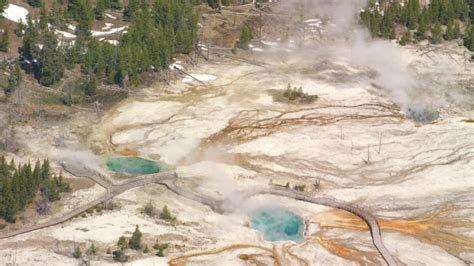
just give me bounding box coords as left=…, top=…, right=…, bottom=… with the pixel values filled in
left=117, top=236, right=128, bottom=251
left=0, top=0, right=7, bottom=13
left=3, top=179, right=17, bottom=223
left=465, top=27, right=474, bottom=51
left=128, top=225, right=142, bottom=250
left=406, top=0, right=420, bottom=29
left=5, top=64, right=20, bottom=95
left=46, top=178, right=60, bottom=201
left=160, top=205, right=172, bottom=220
left=76, top=0, right=94, bottom=37
left=415, top=12, right=428, bottom=40
left=400, top=30, right=411, bottom=46
left=0, top=28, right=9, bottom=52
left=38, top=32, right=65, bottom=86
left=95, top=0, right=106, bottom=20
left=124, top=0, right=140, bottom=21
left=39, top=4, right=48, bottom=31
left=82, top=75, right=97, bottom=96
left=41, top=160, right=50, bottom=181
left=27, top=0, right=42, bottom=8
left=238, top=24, right=253, bottom=49
left=444, top=20, right=456, bottom=40
left=431, top=20, right=443, bottom=44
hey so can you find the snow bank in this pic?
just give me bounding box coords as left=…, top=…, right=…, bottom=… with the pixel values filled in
left=67, top=24, right=76, bottom=31
left=2, top=4, right=28, bottom=23
left=106, top=39, right=119, bottom=45
left=91, top=26, right=127, bottom=37
left=104, top=13, right=117, bottom=20
left=252, top=47, right=264, bottom=52
left=182, top=74, right=217, bottom=83
left=102, top=23, right=113, bottom=30
left=55, top=29, right=76, bottom=39
left=169, top=61, right=184, bottom=70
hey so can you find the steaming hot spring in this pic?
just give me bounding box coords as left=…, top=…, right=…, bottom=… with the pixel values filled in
left=106, top=156, right=163, bottom=175
left=250, top=207, right=305, bottom=242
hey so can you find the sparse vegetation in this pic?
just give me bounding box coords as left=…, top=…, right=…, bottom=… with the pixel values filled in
left=117, top=236, right=128, bottom=251
left=294, top=184, right=306, bottom=192
left=86, top=243, right=97, bottom=256
left=160, top=205, right=173, bottom=220
left=112, top=249, right=129, bottom=262
left=73, top=246, right=82, bottom=258
left=239, top=254, right=250, bottom=260
left=153, top=241, right=169, bottom=257
left=144, top=201, right=156, bottom=217
left=283, top=83, right=318, bottom=103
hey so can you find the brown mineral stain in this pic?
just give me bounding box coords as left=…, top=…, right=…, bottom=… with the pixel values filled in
left=168, top=244, right=281, bottom=266
left=117, top=148, right=138, bottom=156
left=310, top=207, right=474, bottom=260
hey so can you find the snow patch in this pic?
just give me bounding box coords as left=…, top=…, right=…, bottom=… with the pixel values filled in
left=67, top=24, right=76, bottom=31
left=169, top=61, right=184, bottom=70
left=102, top=23, right=113, bottom=30
left=55, top=29, right=76, bottom=39
left=104, top=13, right=117, bottom=20
left=91, top=26, right=127, bottom=37
left=2, top=4, right=28, bottom=23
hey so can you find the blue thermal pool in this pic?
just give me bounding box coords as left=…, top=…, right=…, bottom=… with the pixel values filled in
left=250, top=207, right=304, bottom=242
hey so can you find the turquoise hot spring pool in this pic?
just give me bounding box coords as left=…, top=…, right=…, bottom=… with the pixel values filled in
left=250, top=207, right=304, bottom=242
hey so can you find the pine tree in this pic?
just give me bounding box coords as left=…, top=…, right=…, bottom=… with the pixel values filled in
left=431, top=20, right=443, bottom=44
left=466, top=27, right=474, bottom=51
left=128, top=225, right=142, bottom=250
left=41, top=160, right=50, bottom=181
left=400, top=30, right=411, bottom=46
left=0, top=28, right=9, bottom=52
left=406, top=0, right=420, bottom=29
left=95, top=0, right=106, bottom=20
left=38, top=32, right=65, bottom=86
left=0, top=0, right=7, bottom=13
left=82, top=75, right=97, bottom=96
left=160, top=205, right=172, bottom=220
left=124, top=0, right=140, bottom=21
left=416, top=13, right=428, bottom=40
left=76, top=0, right=94, bottom=37
left=3, top=179, right=17, bottom=223
left=27, top=0, right=42, bottom=8
left=117, top=236, right=128, bottom=251
left=38, top=4, right=48, bottom=30
left=444, top=20, right=456, bottom=40
left=20, top=18, right=38, bottom=61
left=238, top=24, right=253, bottom=49
left=46, top=178, right=60, bottom=201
